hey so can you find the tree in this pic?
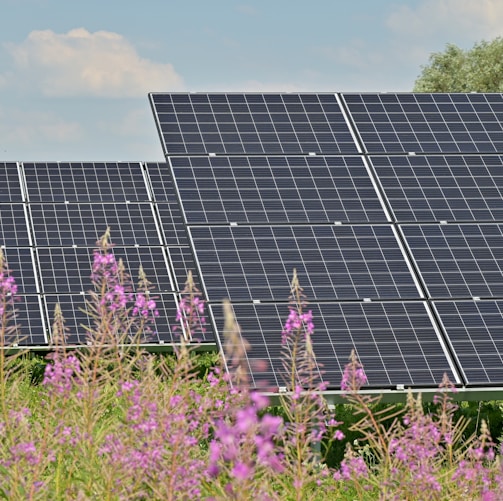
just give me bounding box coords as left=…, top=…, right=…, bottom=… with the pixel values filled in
left=413, top=38, right=503, bottom=92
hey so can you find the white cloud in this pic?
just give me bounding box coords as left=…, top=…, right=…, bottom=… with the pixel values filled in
left=5, top=28, right=184, bottom=97
left=388, top=0, right=503, bottom=40
left=0, top=106, right=82, bottom=148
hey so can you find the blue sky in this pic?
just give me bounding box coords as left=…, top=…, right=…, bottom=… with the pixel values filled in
left=0, top=0, right=501, bottom=161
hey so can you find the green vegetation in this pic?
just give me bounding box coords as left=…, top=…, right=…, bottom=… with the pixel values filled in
left=414, top=37, right=503, bottom=92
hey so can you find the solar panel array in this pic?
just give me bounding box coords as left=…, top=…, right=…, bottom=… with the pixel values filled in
left=2, top=92, right=503, bottom=393
left=148, top=92, right=503, bottom=391
left=0, top=161, right=213, bottom=346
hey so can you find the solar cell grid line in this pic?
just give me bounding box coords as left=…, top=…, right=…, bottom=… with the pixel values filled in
left=400, top=223, right=503, bottom=299
left=1, top=247, right=39, bottom=294
left=22, top=162, right=150, bottom=203
left=149, top=93, right=359, bottom=156
left=0, top=205, right=31, bottom=247
left=369, top=155, right=503, bottom=223
left=0, top=162, right=23, bottom=203
left=43, top=293, right=211, bottom=345
left=342, top=93, right=503, bottom=154
left=188, top=224, right=422, bottom=303
left=35, top=246, right=175, bottom=294
left=144, top=162, right=190, bottom=246
left=209, top=301, right=460, bottom=389
left=29, top=203, right=163, bottom=247
left=6, top=295, right=47, bottom=346
left=167, top=155, right=389, bottom=224
left=433, top=300, right=503, bottom=385
left=166, top=246, right=203, bottom=293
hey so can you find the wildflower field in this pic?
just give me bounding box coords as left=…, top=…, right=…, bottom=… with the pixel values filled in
left=1, top=232, right=503, bottom=500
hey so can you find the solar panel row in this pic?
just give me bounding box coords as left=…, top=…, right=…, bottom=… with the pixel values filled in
left=0, top=161, right=212, bottom=346
left=149, top=93, right=503, bottom=390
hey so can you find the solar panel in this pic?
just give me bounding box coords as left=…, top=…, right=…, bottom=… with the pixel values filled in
left=168, top=155, right=388, bottom=224
left=189, top=224, right=421, bottom=302
left=400, top=223, right=503, bottom=298
left=343, top=93, right=503, bottom=154
left=2, top=247, right=38, bottom=294
left=433, top=300, right=503, bottom=384
left=370, top=155, right=503, bottom=222
left=23, top=162, right=150, bottom=203
left=29, top=203, right=162, bottom=247
left=43, top=293, right=195, bottom=345
left=166, top=246, right=201, bottom=292
left=0, top=162, right=23, bottom=203
left=150, top=93, right=358, bottom=155
left=0, top=205, right=30, bottom=246
left=35, top=246, right=174, bottom=294
left=210, top=301, right=458, bottom=389
left=9, top=295, right=47, bottom=346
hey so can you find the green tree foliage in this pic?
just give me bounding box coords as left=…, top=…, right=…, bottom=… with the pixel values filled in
left=414, top=38, right=503, bottom=92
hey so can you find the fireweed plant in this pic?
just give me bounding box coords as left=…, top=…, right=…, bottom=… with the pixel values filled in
left=0, top=232, right=502, bottom=499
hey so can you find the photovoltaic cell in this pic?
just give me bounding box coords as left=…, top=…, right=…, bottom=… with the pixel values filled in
left=36, top=246, right=174, bottom=294
left=8, top=295, right=46, bottom=346
left=370, top=155, right=503, bottom=222
left=433, top=300, right=503, bottom=384
left=150, top=93, right=358, bottom=155
left=43, top=293, right=195, bottom=345
left=2, top=247, right=38, bottom=294
left=400, top=223, right=503, bottom=298
left=166, top=246, right=201, bottom=292
left=189, top=225, right=421, bottom=302
left=169, top=155, right=387, bottom=224
left=23, top=162, right=149, bottom=203
left=0, top=205, right=30, bottom=246
left=344, top=93, right=503, bottom=154
left=29, top=203, right=161, bottom=247
left=0, top=162, right=23, bottom=203
left=210, top=301, right=457, bottom=389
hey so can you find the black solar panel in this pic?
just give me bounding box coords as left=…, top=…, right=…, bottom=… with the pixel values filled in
left=29, top=203, right=161, bottom=247
left=0, top=162, right=23, bottom=203
left=23, top=162, right=150, bottom=203
left=36, top=246, right=174, bottom=294
left=344, top=93, right=503, bottom=154
left=210, top=301, right=458, bottom=389
left=370, top=155, right=503, bottom=222
left=43, top=293, right=196, bottom=345
left=9, top=295, right=47, bottom=346
left=150, top=93, right=358, bottom=155
left=400, top=223, right=503, bottom=298
left=2, top=247, right=38, bottom=294
left=169, top=155, right=387, bottom=224
left=0, top=205, right=30, bottom=246
left=166, top=246, right=201, bottom=292
left=189, top=225, right=421, bottom=302
left=434, top=300, right=503, bottom=384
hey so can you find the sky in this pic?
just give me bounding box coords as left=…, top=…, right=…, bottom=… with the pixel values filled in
left=1, top=0, right=503, bottom=161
